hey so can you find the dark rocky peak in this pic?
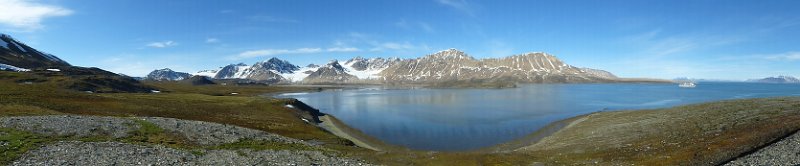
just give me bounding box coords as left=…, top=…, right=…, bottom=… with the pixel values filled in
left=145, top=68, right=192, bottom=81
left=324, top=60, right=345, bottom=71
left=252, top=57, right=299, bottom=74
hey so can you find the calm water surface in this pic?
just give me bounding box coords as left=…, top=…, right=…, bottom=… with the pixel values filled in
left=278, top=82, right=800, bottom=151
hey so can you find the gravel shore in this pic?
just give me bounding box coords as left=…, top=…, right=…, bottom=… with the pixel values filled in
left=0, top=116, right=137, bottom=138
left=141, top=117, right=304, bottom=145
left=725, top=132, right=800, bottom=166
left=0, top=115, right=303, bottom=145
left=12, top=141, right=371, bottom=166
left=0, top=115, right=372, bottom=165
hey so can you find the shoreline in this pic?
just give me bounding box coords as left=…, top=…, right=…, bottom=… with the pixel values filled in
left=481, top=113, right=592, bottom=153
left=318, top=115, right=381, bottom=151
left=282, top=98, right=400, bottom=152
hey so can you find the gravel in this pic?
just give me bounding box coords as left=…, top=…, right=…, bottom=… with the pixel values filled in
left=0, top=116, right=137, bottom=138
left=2, top=115, right=373, bottom=165
left=12, top=141, right=194, bottom=166
left=0, top=115, right=304, bottom=146
left=12, top=141, right=372, bottom=166
left=141, top=117, right=304, bottom=146
left=725, top=132, right=800, bottom=166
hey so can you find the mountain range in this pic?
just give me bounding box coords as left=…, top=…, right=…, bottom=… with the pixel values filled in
left=145, top=48, right=663, bottom=86
left=748, top=76, right=800, bottom=83
left=0, top=33, right=666, bottom=87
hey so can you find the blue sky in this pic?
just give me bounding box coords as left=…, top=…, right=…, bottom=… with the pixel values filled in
left=1, top=0, right=799, bottom=79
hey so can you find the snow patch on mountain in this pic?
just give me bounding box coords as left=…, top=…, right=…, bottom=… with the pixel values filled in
left=278, top=64, right=320, bottom=82
left=0, top=63, right=30, bottom=72
left=342, top=56, right=400, bottom=79
left=193, top=69, right=219, bottom=77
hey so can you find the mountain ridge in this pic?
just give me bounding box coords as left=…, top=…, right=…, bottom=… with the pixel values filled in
left=0, top=34, right=71, bottom=70
left=145, top=48, right=669, bottom=86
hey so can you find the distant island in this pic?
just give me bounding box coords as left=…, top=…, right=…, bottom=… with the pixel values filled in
left=748, top=75, right=800, bottom=83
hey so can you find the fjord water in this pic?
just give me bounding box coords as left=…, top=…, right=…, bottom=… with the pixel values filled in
left=279, top=82, right=800, bottom=151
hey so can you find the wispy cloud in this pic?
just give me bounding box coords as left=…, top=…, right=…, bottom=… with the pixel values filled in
left=235, top=46, right=365, bottom=59
left=764, top=51, right=800, bottom=61
left=370, top=42, right=415, bottom=51
left=0, top=0, right=72, bottom=31
left=336, top=32, right=429, bottom=53
left=435, top=0, right=475, bottom=16
left=249, top=15, right=299, bottom=23
left=237, top=48, right=322, bottom=58
left=205, top=38, right=219, bottom=43
left=419, top=22, right=435, bottom=33
left=397, top=20, right=436, bottom=33
left=146, top=41, right=178, bottom=48
left=623, top=29, right=744, bottom=57
left=326, top=47, right=360, bottom=52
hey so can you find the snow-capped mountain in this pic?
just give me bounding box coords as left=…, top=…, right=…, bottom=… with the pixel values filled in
left=0, top=34, right=70, bottom=70
left=342, top=56, right=400, bottom=79
left=253, top=57, right=300, bottom=74
left=207, top=58, right=301, bottom=82
left=213, top=63, right=251, bottom=79
left=145, top=68, right=192, bottom=81
left=302, top=60, right=358, bottom=84
left=379, top=48, right=617, bottom=84
left=149, top=48, right=651, bottom=85
left=750, top=76, right=800, bottom=83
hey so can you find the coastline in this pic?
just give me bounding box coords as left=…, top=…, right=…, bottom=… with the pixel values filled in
left=281, top=97, right=399, bottom=152
left=514, top=97, right=800, bottom=165
left=482, top=113, right=591, bottom=152
left=318, top=115, right=381, bottom=151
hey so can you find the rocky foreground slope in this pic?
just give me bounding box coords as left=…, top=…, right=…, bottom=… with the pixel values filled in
left=0, top=115, right=371, bottom=165
left=725, top=131, right=800, bottom=165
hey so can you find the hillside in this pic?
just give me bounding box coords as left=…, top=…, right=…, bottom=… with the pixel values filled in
left=0, top=34, right=70, bottom=70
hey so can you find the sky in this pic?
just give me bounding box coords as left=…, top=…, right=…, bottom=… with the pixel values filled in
left=0, top=0, right=799, bottom=79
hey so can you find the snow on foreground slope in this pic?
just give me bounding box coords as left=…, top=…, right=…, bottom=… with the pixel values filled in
left=0, top=63, right=30, bottom=72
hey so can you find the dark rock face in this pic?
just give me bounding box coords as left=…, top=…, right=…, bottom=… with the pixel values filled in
left=145, top=68, right=192, bottom=81
left=29, top=66, right=155, bottom=93
left=243, top=69, right=283, bottom=83
left=345, top=56, right=369, bottom=71
left=183, top=76, right=216, bottom=85
left=252, top=57, right=300, bottom=74
left=0, top=34, right=70, bottom=69
left=302, top=60, right=358, bottom=84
